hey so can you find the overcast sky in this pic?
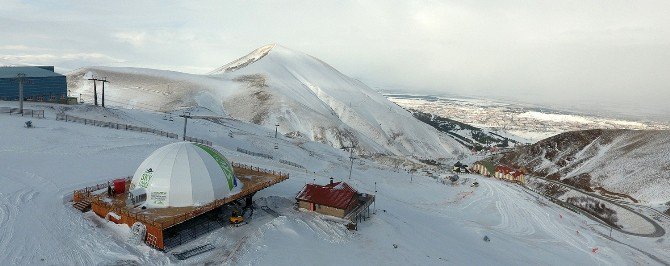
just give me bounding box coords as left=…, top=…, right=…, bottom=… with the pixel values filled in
left=1, top=1, right=669, bottom=120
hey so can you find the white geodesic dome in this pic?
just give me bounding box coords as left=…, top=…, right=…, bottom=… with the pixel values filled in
left=131, top=142, right=241, bottom=208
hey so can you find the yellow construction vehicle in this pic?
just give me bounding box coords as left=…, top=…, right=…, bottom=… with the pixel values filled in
left=229, top=210, right=244, bottom=224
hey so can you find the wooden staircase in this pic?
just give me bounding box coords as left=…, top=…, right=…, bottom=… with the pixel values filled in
left=73, top=198, right=92, bottom=212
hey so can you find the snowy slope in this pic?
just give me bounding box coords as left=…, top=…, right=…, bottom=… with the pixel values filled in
left=493, top=129, right=670, bottom=204
left=1, top=101, right=668, bottom=265
left=66, top=44, right=466, bottom=161
left=209, top=44, right=465, bottom=159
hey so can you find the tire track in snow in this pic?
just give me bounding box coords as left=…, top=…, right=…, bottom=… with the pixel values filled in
left=0, top=170, right=99, bottom=265
left=475, top=179, right=613, bottom=265
left=0, top=187, right=31, bottom=262
left=0, top=199, right=14, bottom=260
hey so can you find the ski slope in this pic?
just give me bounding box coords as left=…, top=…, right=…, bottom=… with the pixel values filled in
left=66, top=44, right=466, bottom=161
left=0, top=101, right=667, bottom=265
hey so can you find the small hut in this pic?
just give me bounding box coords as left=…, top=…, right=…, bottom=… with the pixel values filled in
left=296, top=178, right=374, bottom=221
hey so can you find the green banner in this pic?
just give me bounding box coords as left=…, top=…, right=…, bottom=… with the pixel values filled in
left=195, top=143, right=236, bottom=190
left=138, top=168, right=153, bottom=188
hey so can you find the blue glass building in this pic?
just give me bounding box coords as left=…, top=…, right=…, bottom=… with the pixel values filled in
left=0, top=66, right=67, bottom=102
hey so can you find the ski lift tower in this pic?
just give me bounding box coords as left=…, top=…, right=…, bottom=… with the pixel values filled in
left=179, top=112, right=228, bottom=141
left=341, top=144, right=357, bottom=179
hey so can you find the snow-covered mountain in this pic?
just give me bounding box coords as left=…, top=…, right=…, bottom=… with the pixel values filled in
left=490, top=129, right=670, bottom=204
left=67, top=44, right=465, bottom=160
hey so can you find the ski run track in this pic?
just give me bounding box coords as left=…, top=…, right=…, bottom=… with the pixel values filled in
left=0, top=101, right=669, bottom=265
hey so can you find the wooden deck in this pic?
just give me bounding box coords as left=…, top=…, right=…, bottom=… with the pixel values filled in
left=89, top=163, right=288, bottom=230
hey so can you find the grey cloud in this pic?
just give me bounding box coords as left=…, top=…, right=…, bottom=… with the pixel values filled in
left=0, top=0, right=668, bottom=120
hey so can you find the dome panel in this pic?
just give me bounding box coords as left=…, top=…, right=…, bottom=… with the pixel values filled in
left=131, top=142, right=241, bottom=208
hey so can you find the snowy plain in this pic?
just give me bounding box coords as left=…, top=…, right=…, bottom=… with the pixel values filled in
left=0, top=101, right=668, bottom=265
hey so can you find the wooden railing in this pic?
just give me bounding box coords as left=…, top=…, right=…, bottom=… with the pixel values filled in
left=83, top=163, right=289, bottom=229
left=344, top=194, right=375, bottom=222
left=56, top=114, right=178, bottom=139
left=161, top=163, right=289, bottom=228
left=184, top=136, right=212, bottom=146
left=0, top=107, right=45, bottom=118
left=236, top=147, right=273, bottom=160
left=90, top=195, right=164, bottom=228
left=73, top=176, right=131, bottom=202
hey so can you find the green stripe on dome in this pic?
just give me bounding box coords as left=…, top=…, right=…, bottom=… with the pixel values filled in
left=194, top=143, right=236, bottom=190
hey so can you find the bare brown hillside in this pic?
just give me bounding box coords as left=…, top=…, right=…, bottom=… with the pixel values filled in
left=490, top=129, right=670, bottom=204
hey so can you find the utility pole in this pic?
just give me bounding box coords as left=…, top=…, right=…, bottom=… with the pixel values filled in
left=274, top=123, right=279, bottom=138
left=178, top=113, right=226, bottom=142
left=341, top=145, right=356, bottom=179
left=88, top=77, right=99, bottom=106
left=180, top=112, right=191, bottom=141
left=373, top=181, right=377, bottom=214
left=348, top=156, right=355, bottom=179
left=99, top=77, right=109, bottom=108
left=14, top=73, right=31, bottom=114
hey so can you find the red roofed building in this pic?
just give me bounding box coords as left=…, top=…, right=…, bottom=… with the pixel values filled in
left=494, top=165, right=526, bottom=183
left=296, top=179, right=374, bottom=221
left=495, top=165, right=514, bottom=179
left=511, top=171, right=525, bottom=183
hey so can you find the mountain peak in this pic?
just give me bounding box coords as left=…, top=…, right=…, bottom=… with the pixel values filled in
left=208, top=44, right=277, bottom=75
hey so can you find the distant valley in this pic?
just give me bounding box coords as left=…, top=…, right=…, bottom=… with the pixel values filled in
left=385, top=93, right=669, bottom=143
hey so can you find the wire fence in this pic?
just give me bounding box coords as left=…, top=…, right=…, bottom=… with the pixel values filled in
left=236, top=147, right=273, bottom=160
left=0, top=107, right=45, bottom=118
left=279, top=159, right=305, bottom=169
left=236, top=147, right=305, bottom=169
left=56, top=114, right=179, bottom=139
left=184, top=136, right=212, bottom=146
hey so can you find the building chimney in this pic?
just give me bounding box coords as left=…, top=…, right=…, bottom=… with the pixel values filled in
left=329, top=177, right=334, bottom=185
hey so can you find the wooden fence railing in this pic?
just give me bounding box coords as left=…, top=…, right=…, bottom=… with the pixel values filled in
left=184, top=136, right=212, bottom=146
left=82, top=163, right=289, bottom=229
left=73, top=176, right=132, bottom=203
left=56, top=114, right=178, bottom=139
left=155, top=163, right=289, bottom=228
left=236, top=147, right=273, bottom=160
left=0, top=107, right=45, bottom=118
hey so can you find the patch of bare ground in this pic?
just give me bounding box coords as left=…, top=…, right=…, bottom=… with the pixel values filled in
left=593, top=186, right=639, bottom=203
left=249, top=90, right=271, bottom=124
left=566, top=196, right=622, bottom=229
left=561, top=173, right=594, bottom=192
left=233, top=73, right=269, bottom=88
